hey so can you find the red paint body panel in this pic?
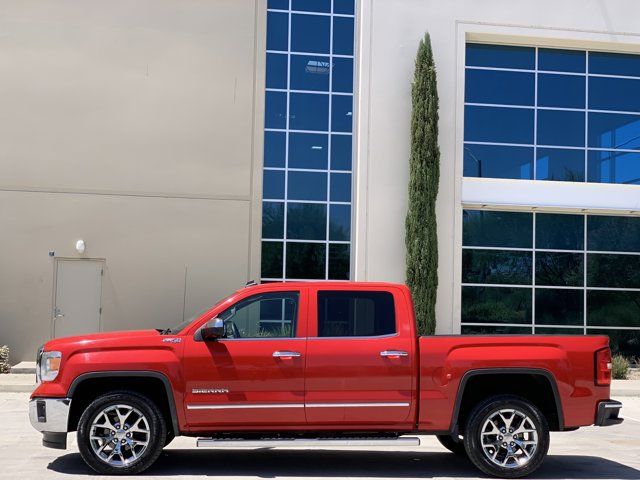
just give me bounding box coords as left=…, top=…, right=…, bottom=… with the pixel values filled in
left=31, top=282, right=614, bottom=435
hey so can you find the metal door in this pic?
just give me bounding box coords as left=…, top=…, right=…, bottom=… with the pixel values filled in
left=53, top=259, right=103, bottom=338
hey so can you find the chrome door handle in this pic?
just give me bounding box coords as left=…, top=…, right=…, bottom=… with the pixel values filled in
left=380, top=350, right=408, bottom=358
left=273, top=351, right=301, bottom=359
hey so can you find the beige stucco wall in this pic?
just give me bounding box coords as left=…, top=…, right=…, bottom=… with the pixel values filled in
left=0, top=0, right=266, bottom=361
left=354, top=0, right=640, bottom=334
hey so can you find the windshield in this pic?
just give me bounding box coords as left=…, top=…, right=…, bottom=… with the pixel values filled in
left=161, top=307, right=212, bottom=335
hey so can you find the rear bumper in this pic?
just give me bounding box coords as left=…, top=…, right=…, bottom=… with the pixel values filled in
left=28, top=398, right=71, bottom=449
left=595, top=400, right=623, bottom=427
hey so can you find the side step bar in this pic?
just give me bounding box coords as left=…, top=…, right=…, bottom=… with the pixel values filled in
left=197, top=436, right=421, bottom=448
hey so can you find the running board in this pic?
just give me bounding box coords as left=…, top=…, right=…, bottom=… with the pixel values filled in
left=196, top=436, right=421, bottom=448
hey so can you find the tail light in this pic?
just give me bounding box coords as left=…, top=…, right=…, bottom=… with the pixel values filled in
left=595, top=348, right=612, bottom=386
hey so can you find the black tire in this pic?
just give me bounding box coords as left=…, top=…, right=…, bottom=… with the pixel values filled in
left=436, top=434, right=467, bottom=455
left=77, top=391, right=166, bottom=475
left=463, top=395, right=549, bottom=478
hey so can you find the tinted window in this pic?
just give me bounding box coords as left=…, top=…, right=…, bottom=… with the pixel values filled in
left=587, top=150, right=640, bottom=185
left=330, top=134, right=352, bottom=170
left=538, top=48, right=585, bottom=73
left=463, top=144, right=533, bottom=179
left=267, top=12, right=288, bottom=51
left=465, top=69, right=534, bottom=106
left=466, top=43, right=534, bottom=70
left=218, top=292, right=299, bottom=338
left=289, top=133, right=328, bottom=169
left=286, top=242, right=325, bottom=279
left=588, top=112, right=640, bottom=150
left=465, top=106, right=534, bottom=144
left=329, top=204, right=351, bottom=241
left=538, top=74, right=585, bottom=109
left=287, top=203, right=327, bottom=240
left=332, top=57, right=354, bottom=93
left=291, top=14, right=330, bottom=53
left=462, top=286, right=532, bottom=325
left=266, top=53, right=288, bottom=89
left=537, top=109, right=585, bottom=147
left=463, top=210, right=532, bottom=248
left=262, top=202, right=284, bottom=238
left=536, top=148, right=585, bottom=182
left=462, top=249, right=532, bottom=285
left=331, top=95, right=353, bottom=132
left=290, top=55, right=330, bottom=91
left=589, top=51, right=640, bottom=77
left=289, top=93, right=329, bottom=131
left=333, top=17, right=354, bottom=55
left=535, top=213, right=584, bottom=250
left=535, top=289, right=583, bottom=326
left=589, top=77, right=640, bottom=113
left=317, top=291, right=396, bottom=337
left=535, top=252, right=583, bottom=286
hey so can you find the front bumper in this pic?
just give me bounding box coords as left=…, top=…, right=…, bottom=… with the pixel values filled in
left=595, top=400, right=623, bottom=426
left=28, top=398, right=71, bottom=449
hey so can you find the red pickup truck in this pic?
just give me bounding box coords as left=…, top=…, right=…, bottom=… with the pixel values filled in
left=29, top=281, right=622, bottom=478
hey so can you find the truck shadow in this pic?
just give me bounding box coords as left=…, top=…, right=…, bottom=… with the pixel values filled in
left=48, top=449, right=640, bottom=479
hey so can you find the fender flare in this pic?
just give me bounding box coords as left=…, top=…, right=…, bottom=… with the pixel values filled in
left=449, top=368, right=564, bottom=433
left=68, top=370, right=180, bottom=435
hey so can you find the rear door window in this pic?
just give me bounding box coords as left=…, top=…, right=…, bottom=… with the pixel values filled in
left=317, top=291, right=396, bottom=337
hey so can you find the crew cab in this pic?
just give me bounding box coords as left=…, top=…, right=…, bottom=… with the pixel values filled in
left=29, top=281, right=623, bottom=477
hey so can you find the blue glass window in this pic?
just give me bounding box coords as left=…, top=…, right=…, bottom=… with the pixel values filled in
left=536, top=148, right=585, bottom=182
left=290, top=55, right=330, bottom=91
left=262, top=202, right=284, bottom=238
left=288, top=133, right=328, bottom=169
left=538, top=74, right=585, bottom=109
left=333, top=0, right=354, bottom=14
left=262, top=1, right=354, bottom=282
left=264, top=131, right=286, bottom=167
left=291, top=14, right=330, bottom=53
left=463, top=144, right=533, bottom=179
left=289, top=93, right=329, bottom=131
left=263, top=170, right=285, bottom=199
left=292, top=0, right=330, bottom=12
left=333, top=17, right=354, bottom=55
left=538, top=48, right=585, bottom=73
left=266, top=53, right=287, bottom=89
left=287, top=203, right=327, bottom=240
left=261, top=241, right=283, bottom=278
left=589, top=77, right=640, bottom=113
left=589, top=51, right=640, bottom=77
left=465, top=70, right=534, bottom=106
left=329, top=204, right=350, bottom=240
left=587, top=150, right=640, bottom=185
left=330, top=173, right=351, bottom=202
left=537, top=109, right=584, bottom=147
left=466, top=43, right=534, bottom=70
left=331, top=95, right=353, bottom=132
left=464, top=106, right=534, bottom=144
left=266, top=12, right=288, bottom=51
left=588, top=112, right=640, bottom=150
left=288, top=171, right=327, bottom=200
left=332, top=57, right=353, bottom=93
left=265, top=91, right=287, bottom=129
left=331, top=134, right=352, bottom=170
left=268, top=0, right=289, bottom=9
left=286, top=242, right=326, bottom=279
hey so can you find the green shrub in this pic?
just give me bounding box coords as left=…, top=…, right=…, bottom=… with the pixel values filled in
left=0, top=345, right=9, bottom=374
left=611, top=354, right=630, bottom=380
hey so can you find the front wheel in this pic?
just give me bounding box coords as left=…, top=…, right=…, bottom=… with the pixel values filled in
left=463, top=395, right=549, bottom=478
left=77, top=391, right=166, bottom=475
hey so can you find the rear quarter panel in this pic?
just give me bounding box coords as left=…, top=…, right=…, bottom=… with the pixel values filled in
left=418, top=335, right=611, bottom=431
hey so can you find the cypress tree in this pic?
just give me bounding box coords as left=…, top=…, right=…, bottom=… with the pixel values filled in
left=406, top=33, right=440, bottom=336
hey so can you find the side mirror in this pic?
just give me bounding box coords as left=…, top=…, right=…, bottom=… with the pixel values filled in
left=200, top=318, right=225, bottom=341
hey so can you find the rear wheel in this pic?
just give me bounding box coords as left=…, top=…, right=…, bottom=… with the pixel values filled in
left=77, top=391, right=166, bottom=475
left=436, top=434, right=466, bottom=455
left=463, top=395, right=549, bottom=478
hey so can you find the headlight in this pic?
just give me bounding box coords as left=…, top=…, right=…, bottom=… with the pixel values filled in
left=37, top=351, right=62, bottom=382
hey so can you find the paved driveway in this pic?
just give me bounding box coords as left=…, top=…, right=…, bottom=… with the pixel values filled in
left=2, top=393, right=639, bottom=480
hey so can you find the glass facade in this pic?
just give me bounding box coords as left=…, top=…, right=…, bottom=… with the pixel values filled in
left=262, top=0, right=355, bottom=281
left=464, top=43, right=640, bottom=185
left=462, top=210, right=640, bottom=355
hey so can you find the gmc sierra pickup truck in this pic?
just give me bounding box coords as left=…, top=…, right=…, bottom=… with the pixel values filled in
left=30, top=281, right=622, bottom=478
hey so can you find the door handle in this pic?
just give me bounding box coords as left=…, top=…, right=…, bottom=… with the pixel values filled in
left=380, top=350, right=408, bottom=359
left=273, top=351, right=301, bottom=359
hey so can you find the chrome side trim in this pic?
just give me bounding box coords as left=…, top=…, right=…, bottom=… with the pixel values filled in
left=306, top=402, right=410, bottom=408
left=187, top=403, right=305, bottom=410
left=186, top=402, right=410, bottom=410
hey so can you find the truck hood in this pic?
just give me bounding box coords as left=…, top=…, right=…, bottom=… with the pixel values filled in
left=43, top=329, right=162, bottom=353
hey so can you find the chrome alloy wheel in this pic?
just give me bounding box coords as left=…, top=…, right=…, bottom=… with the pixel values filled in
left=89, top=404, right=150, bottom=467
left=480, top=408, right=539, bottom=469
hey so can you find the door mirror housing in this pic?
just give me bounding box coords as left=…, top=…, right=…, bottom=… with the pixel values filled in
left=200, top=318, right=225, bottom=341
